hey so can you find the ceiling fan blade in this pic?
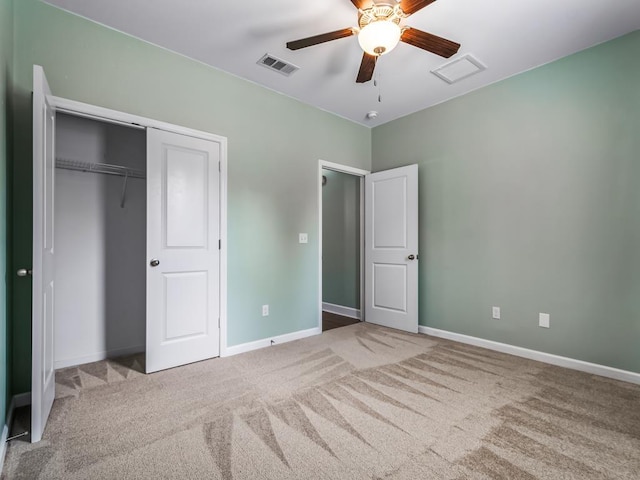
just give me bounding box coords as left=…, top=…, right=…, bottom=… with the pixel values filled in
left=400, top=0, right=438, bottom=16
left=286, top=28, right=355, bottom=50
left=350, top=0, right=371, bottom=9
left=356, top=53, right=376, bottom=83
left=401, top=27, right=460, bottom=58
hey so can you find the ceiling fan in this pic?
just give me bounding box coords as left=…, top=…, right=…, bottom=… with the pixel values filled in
left=286, top=0, right=461, bottom=83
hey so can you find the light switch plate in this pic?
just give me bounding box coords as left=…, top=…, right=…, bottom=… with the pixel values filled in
left=539, top=313, right=550, bottom=328
left=262, top=305, right=269, bottom=316
left=492, top=306, right=500, bottom=320
left=299, top=233, right=308, bottom=244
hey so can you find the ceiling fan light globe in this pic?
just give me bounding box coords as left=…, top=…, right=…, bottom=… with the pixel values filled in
left=358, top=20, right=401, bottom=56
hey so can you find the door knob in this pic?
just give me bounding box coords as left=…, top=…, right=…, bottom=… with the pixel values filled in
left=150, top=259, right=160, bottom=267
left=407, top=255, right=416, bottom=260
left=17, top=268, right=32, bottom=277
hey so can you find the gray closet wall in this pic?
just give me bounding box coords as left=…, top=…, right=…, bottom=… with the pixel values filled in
left=54, top=113, right=146, bottom=367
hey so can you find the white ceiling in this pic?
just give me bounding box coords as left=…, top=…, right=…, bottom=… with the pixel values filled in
left=43, top=0, right=640, bottom=127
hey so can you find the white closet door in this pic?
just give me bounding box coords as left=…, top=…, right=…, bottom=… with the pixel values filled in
left=146, top=129, right=221, bottom=373
left=365, top=164, right=419, bottom=333
left=31, top=65, right=56, bottom=442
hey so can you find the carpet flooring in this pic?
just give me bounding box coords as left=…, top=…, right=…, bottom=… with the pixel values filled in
left=3, top=323, right=639, bottom=479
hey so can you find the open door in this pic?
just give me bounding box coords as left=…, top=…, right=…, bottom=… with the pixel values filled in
left=364, top=164, right=418, bottom=333
left=31, top=65, right=56, bottom=442
left=146, top=129, right=221, bottom=373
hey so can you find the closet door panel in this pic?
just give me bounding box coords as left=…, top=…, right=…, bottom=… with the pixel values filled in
left=147, top=128, right=220, bottom=373
left=32, top=65, right=56, bottom=443
left=163, top=271, right=208, bottom=341
left=165, top=148, right=208, bottom=248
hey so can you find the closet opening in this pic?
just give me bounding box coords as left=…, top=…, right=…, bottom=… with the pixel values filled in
left=54, top=112, right=147, bottom=370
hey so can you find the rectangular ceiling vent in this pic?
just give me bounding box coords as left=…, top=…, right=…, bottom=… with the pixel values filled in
left=431, top=54, right=487, bottom=84
left=257, top=54, right=299, bottom=77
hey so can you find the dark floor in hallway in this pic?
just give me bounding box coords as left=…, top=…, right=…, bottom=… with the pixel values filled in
left=322, top=311, right=359, bottom=331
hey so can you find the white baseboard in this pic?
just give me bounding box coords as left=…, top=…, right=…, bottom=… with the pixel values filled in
left=223, top=327, right=321, bottom=357
left=420, top=326, right=640, bottom=385
left=54, top=344, right=145, bottom=369
left=322, top=302, right=361, bottom=320
left=0, top=420, right=8, bottom=473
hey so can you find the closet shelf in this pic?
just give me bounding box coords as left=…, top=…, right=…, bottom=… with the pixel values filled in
left=55, top=158, right=146, bottom=179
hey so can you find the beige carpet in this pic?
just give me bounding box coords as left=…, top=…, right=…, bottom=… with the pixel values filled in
left=3, top=323, right=639, bottom=479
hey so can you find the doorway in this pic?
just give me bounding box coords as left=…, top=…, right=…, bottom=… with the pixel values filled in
left=318, top=161, right=369, bottom=332
left=54, top=112, right=147, bottom=369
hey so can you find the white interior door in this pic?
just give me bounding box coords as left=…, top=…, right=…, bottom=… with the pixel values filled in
left=365, top=164, right=418, bottom=333
left=146, top=129, right=221, bottom=373
left=31, top=65, right=56, bottom=442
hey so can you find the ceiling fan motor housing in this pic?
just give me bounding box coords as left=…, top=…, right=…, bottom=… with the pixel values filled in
left=358, top=2, right=404, bottom=30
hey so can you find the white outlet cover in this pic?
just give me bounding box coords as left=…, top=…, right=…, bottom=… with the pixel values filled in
left=539, top=313, right=550, bottom=328
left=262, top=305, right=269, bottom=316
left=299, top=233, right=308, bottom=244
left=492, top=306, right=500, bottom=320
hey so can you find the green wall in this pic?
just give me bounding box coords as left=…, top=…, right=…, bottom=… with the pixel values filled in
left=322, top=169, right=360, bottom=309
left=0, top=0, right=13, bottom=430
left=10, top=0, right=371, bottom=393
left=6, top=1, right=639, bottom=396
left=372, top=31, right=640, bottom=373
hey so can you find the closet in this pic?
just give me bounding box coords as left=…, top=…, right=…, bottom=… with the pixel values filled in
left=54, top=113, right=147, bottom=368
left=32, top=63, right=226, bottom=443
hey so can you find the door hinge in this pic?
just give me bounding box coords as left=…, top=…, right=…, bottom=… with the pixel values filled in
left=218, top=239, right=221, bottom=250
left=218, top=317, right=220, bottom=328
left=218, top=161, right=221, bottom=172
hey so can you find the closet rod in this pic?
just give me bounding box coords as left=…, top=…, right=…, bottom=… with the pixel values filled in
left=55, top=158, right=146, bottom=179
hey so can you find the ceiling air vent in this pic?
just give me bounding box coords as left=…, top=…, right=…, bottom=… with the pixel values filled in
left=431, top=54, right=487, bottom=84
left=257, top=54, right=299, bottom=77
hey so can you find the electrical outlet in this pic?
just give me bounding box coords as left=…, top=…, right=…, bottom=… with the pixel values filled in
left=492, top=306, right=501, bottom=320
left=299, top=233, right=308, bottom=244
left=262, top=305, right=269, bottom=317
left=539, top=312, right=550, bottom=328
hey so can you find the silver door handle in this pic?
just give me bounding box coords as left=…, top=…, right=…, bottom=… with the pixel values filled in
left=150, top=259, right=160, bottom=267
left=17, top=268, right=32, bottom=277
left=407, top=255, right=416, bottom=260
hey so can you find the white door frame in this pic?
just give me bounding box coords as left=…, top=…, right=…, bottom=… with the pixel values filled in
left=47, top=95, right=230, bottom=356
left=318, top=160, right=369, bottom=331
